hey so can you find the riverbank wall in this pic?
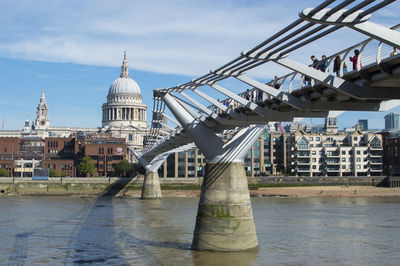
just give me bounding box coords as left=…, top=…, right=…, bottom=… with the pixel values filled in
left=0, top=176, right=390, bottom=196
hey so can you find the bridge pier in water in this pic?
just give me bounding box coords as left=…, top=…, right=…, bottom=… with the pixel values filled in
left=141, top=170, right=162, bottom=199
left=192, top=161, right=257, bottom=251
left=132, top=151, right=169, bottom=200
left=163, top=93, right=264, bottom=251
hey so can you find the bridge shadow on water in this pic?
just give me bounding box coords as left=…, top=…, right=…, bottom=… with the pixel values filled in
left=66, top=176, right=135, bottom=265
left=68, top=175, right=192, bottom=265
left=7, top=177, right=138, bottom=265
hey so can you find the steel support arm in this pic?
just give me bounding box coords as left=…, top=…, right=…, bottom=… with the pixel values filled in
left=193, top=88, right=229, bottom=112
left=208, top=83, right=271, bottom=117
left=179, top=91, right=217, bottom=118
left=234, top=74, right=308, bottom=110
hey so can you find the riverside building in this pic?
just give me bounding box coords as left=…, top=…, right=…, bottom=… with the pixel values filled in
left=0, top=52, right=148, bottom=161
left=286, top=123, right=383, bottom=177
left=156, top=121, right=384, bottom=178
left=382, top=131, right=400, bottom=176
left=0, top=133, right=126, bottom=177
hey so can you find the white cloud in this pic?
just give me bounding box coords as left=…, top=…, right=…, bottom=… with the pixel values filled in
left=0, top=0, right=398, bottom=78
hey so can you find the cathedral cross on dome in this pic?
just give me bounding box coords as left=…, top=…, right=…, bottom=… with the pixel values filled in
left=120, top=51, right=130, bottom=78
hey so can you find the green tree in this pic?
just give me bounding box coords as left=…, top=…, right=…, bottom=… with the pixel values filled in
left=78, top=156, right=95, bottom=177
left=60, top=171, right=69, bottom=177
left=0, top=168, right=9, bottom=177
left=49, top=168, right=60, bottom=177
left=114, top=160, right=133, bottom=177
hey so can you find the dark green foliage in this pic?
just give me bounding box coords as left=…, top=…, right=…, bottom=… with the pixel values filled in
left=78, top=156, right=95, bottom=177
left=114, top=160, right=133, bottom=177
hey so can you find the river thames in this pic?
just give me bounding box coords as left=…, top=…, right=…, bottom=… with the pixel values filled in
left=1, top=196, right=399, bottom=265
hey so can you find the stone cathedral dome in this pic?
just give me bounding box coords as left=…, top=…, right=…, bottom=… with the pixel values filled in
left=102, top=51, right=147, bottom=134
left=109, top=78, right=141, bottom=96
left=107, top=51, right=142, bottom=100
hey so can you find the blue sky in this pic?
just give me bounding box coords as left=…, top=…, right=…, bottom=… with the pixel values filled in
left=0, top=0, right=399, bottom=130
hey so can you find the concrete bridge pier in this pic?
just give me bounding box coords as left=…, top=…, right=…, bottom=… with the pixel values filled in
left=140, top=154, right=169, bottom=199
left=162, top=93, right=265, bottom=251
left=141, top=170, right=162, bottom=199
left=192, top=160, right=257, bottom=251
left=131, top=149, right=169, bottom=200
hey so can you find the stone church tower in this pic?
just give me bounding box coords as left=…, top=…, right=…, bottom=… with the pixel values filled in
left=34, top=90, right=50, bottom=130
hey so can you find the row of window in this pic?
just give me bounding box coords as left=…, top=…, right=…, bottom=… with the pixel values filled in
left=0, top=164, right=11, bottom=169
left=301, top=164, right=372, bottom=170
left=61, top=164, right=73, bottom=171
left=90, top=155, right=123, bottom=161
left=98, top=147, right=115, bottom=154
left=48, top=141, right=59, bottom=148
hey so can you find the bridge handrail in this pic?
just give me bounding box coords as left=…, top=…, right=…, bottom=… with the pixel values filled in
left=207, top=23, right=400, bottom=113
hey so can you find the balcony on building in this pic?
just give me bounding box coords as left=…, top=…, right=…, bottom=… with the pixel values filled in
left=325, top=150, right=340, bottom=157
left=326, top=158, right=340, bottom=165
left=370, top=150, right=382, bottom=157
left=296, top=158, right=310, bottom=165
left=370, top=165, right=383, bottom=171
left=327, top=166, right=340, bottom=172
left=370, top=157, right=382, bottom=164
left=297, top=151, right=310, bottom=157
left=297, top=166, right=310, bottom=171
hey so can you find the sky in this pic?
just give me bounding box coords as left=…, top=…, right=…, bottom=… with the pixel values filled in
left=0, top=0, right=399, bottom=130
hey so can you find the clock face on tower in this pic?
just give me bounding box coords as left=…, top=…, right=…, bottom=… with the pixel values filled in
left=40, top=120, right=46, bottom=126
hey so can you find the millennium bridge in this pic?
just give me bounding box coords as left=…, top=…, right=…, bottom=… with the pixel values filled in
left=130, top=0, right=400, bottom=251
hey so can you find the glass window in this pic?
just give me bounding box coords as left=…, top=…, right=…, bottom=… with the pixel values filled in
left=297, top=137, right=309, bottom=149
left=371, top=137, right=382, bottom=148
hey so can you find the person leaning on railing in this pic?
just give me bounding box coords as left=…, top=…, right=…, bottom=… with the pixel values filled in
left=349, top=49, right=362, bottom=70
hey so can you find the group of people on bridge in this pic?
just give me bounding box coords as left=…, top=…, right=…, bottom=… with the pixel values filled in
left=213, top=45, right=399, bottom=115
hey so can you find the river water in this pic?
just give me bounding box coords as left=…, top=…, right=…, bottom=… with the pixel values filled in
left=1, top=196, right=399, bottom=265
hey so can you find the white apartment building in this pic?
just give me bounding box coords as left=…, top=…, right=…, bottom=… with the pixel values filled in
left=287, top=124, right=383, bottom=177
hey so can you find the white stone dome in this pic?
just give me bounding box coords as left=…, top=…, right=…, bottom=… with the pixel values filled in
left=108, top=77, right=141, bottom=96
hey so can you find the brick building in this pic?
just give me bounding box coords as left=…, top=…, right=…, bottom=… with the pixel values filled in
left=0, top=133, right=126, bottom=177
left=382, top=131, right=400, bottom=175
